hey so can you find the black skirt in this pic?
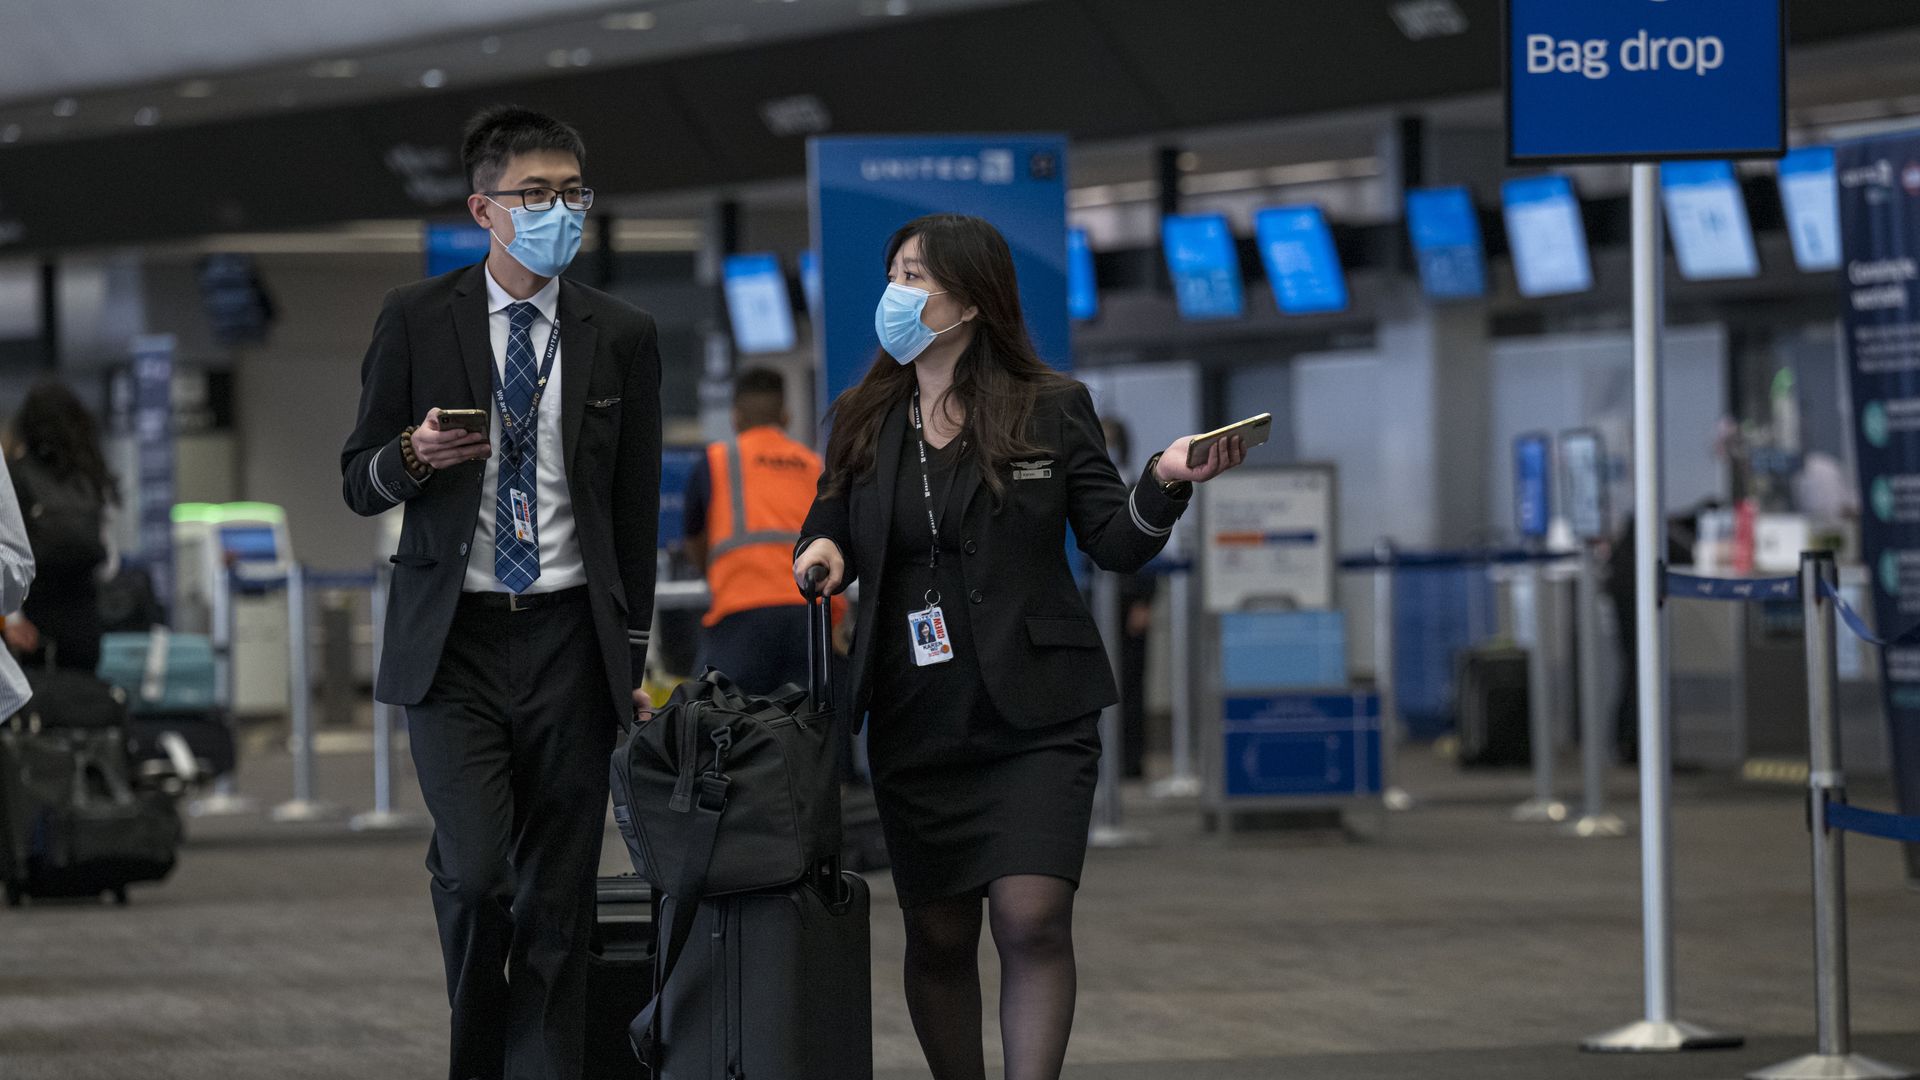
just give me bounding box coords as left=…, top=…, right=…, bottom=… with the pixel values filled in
left=867, top=416, right=1102, bottom=908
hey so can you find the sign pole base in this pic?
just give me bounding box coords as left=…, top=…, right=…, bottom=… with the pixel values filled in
left=1512, top=796, right=1569, bottom=823
left=1088, top=826, right=1152, bottom=849
left=1148, top=775, right=1202, bottom=799
left=1748, top=1053, right=1915, bottom=1080
left=349, top=810, right=428, bottom=833
left=1384, top=786, right=1416, bottom=812
left=271, top=799, right=344, bottom=824
left=1582, top=1019, right=1744, bottom=1053
left=1566, top=811, right=1629, bottom=838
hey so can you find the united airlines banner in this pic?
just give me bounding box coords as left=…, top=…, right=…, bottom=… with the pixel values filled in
left=807, top=135, right=1070, bottom=420
left=1837, top=131, right=1920, bottom=880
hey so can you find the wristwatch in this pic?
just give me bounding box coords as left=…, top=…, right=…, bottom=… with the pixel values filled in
left=1146, top=453, right=1192, bottom=499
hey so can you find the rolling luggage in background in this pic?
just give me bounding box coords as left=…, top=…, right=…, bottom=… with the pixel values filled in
left=97, top=631, right=235, bottom=783
left=585, top=874, right=655, bottom=1080
left=1455, top=646, right=1532, bottom=768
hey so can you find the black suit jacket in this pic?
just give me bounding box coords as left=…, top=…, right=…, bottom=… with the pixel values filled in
left=800, top=383, right=1189, bottom=730
left=340, top=263, right=661, bottom=720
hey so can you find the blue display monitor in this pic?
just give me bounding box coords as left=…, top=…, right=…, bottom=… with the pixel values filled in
left=1778, top=147, right=1841, bottom=273
left=1406, top=187, right=1488, bottom=300
left=1661, top=161, right=1760, bottom=281
left=798, top=249, right=823, bottom=319
left=1514, top=433, right=1553, bottom=540
left=426, top=222, right=491, bottom=277
left=1161, top=213, right=1245, bottom=320
left=1254, top=205, right=1348, bottom=315
left=722, top=253, right=798, bottom=354
left=1501, top=176, right=1594, bottom=298
left=657, top=446, right=706, bottom=549
left=1067, top=228, right=1098, bottom=321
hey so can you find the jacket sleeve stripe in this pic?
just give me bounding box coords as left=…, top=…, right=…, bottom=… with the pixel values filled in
left=1128, top=485, right=1175, bottom=538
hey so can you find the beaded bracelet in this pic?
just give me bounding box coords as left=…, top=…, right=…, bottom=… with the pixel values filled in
left=401, top=426, right=433, bottom=481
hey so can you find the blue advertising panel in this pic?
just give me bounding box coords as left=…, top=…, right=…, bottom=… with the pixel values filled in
left=1779, top=147, right=1842, bottom=273
left=1514, top=432, right=1552, bottom=540
left=1506, top=0, right=1786, bottom=163
left=1254, top=205, right=1348, bottom=315
left=1660, top=161, right=1760, bottom=281
left=132, top=334, right=176, bottom=615
left=1162, top=213, right=1245, bottom=321
left=798, top=249, right=823, bottom=319
left=809, top=135, right=1069, bottom=418
left=1067, top=227, right=1098, bottom=321
left=1406, top=186, right=1488, bottom=300
left=1221, top=692, right=1382, bottom=799
left=722, top=253, right=798, bottom=354
left=426, top=221, right=491, bottom=277
left=1837, top=131, right=1920, bottom=880
left=1502, top=176, right=1594, bottom=297
left=656, top=446, right=706, bottom=549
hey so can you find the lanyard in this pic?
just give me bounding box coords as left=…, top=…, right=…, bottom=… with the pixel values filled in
left=909, top=387, right=965, bottom=601
left=490, top=310, right=562, bottom=465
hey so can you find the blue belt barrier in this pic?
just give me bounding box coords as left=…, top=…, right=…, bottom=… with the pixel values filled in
left=1826, top=801, right=1920, bottom=843
left=1664, top=571, right=1801, bottom=602
left=1817, top=578, right=1920, bottom=648
left=1338, top=548, right=1570, bottom=571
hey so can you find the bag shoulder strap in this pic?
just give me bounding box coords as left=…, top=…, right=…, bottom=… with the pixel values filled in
left=631, top=768, right=729, bottom=1068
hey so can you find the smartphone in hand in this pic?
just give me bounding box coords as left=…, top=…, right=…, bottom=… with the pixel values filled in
left=437, top=409, right=489, bottom=437
left=1184, top=413, right=1271, bottom=469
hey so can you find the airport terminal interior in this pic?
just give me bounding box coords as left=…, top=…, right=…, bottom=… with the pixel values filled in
left=3, top=2, right=1920, bottom=1078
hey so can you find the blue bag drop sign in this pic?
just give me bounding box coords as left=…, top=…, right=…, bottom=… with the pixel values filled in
left=1837, top=132, right=1920, bottom=882
left=1506, top=0, right=1785, bottom=163
left=1221, top=693, right=1381, bottom=799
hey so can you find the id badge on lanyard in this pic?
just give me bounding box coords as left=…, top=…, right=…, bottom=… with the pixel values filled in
left=906, top=387, right=959, bottom=666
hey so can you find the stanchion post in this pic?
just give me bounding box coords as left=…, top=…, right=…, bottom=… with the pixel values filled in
left=1570, top=544, right=1626, bottom=837
left=1582, top=161, right=1740, bottom=1054
left=190, top=565, right=258, bottom=818
left=1091, top=568, right=1146, bottom=847
left=1152, top=566, right=1203, bottom=799
left=353, top=568, right=422, bottom=833
left=1748, top=553, right=1913, bottom=1080
left=1374, top=540, right=1413, bottom=811
left=1515, top=559, right=1568, bottom=823
left=274, top=563, right=341, bottom=824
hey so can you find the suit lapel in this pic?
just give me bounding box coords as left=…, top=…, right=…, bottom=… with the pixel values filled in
left=872, top=400, right=907, bottom=559
left=451, top=264, right=493, bottom=412
left=557, top=281, right=598, bottom=471
left=952, top=437, right=983, bottom=521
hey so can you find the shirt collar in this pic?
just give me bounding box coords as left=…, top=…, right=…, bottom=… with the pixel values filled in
left=484, top=264, right=561, bottom=324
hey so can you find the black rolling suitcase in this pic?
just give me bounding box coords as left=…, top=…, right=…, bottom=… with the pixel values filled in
left=1455, top=646, right=1532, bottom=768
left=615, top=571, right=872, bottom=1080
left=585, top=874, right=655, bottom=1080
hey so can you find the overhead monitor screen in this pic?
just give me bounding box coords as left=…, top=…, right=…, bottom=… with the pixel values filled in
left=425, top=222, right=492, bottom=277
left=1254, top=205, right=1348, bottom=315
left=1406, top=186, right=1488, bottom=300
left=1777, top=147, right=1841, bottom=273
left=1514, top=433, right=1552, bottom=541
left=220, top=525, right=280, bottom=562
left=1501, top=175, right=1594, bottom=298
left=1660, top=160, right=1761, bottom=281
left=1067, top=228, right=1098, bottom=321
left=1161, top=213, right=1245, bottom=320
left=722, top=253, right=798, bottom=354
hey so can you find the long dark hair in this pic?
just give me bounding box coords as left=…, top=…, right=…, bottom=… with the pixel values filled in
left=823, top=214, right=1074, bottom=498
left=13, top=380, right=119, bottom=505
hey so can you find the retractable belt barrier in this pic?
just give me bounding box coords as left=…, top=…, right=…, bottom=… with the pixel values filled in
left=1666, top=554, right=1917, bottom=1080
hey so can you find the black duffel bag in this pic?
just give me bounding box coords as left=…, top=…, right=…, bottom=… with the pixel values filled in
left=609, top=577, right=842, bottom=902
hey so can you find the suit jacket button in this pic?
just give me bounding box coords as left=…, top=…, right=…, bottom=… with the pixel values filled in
left=968, top=589, right=984, bottom=605
left=459, top=542, right=469, bottom=556
left=963, top=539, right=977, bottom=555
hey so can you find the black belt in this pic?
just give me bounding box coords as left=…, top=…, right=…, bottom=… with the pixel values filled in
left=460, top=585, right=588, bottom=612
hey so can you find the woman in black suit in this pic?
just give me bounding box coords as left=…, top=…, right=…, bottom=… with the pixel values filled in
left=794, top=214, right=1245, bottom=1080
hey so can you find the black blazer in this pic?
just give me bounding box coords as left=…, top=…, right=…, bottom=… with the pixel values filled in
left=340, top=263, right=662, bottom=721
left=800, top=383, right=1189, bottom=730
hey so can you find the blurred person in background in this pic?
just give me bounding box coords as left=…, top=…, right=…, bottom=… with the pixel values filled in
left=5, top=380, right=116, bottom=673
left=1100, top=417, right=1159, bottom=779
left=683, top=366, right=845, bottom=693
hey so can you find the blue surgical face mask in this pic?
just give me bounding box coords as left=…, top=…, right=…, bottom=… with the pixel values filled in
left=487, top=198, right=585, bottom=279
left=874, top=282, right=964, bottom=365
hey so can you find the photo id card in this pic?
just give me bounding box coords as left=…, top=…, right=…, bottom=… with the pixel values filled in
left=510, top=488, right=536, bottom=543
left=907, top=605, right=955, bottom=666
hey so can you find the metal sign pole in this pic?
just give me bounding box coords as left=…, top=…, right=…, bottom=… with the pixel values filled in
left=1515, top=560, right=1567, bottom=823
left=1374, top=540, right=1413, bottom=811
left=274, top=563, right=341, bottom=824
left=1152, top=567, right=1202, bottom=799
left=1583, top=164, right=1740, bottom=1054
left=1749, top=554, right=1912, bottom=1080
left=1570, top=545, right=1626, bottom=838
left=1091, top=568, right=1147, bottom=847
left=353, top=568, right=422, bottom=832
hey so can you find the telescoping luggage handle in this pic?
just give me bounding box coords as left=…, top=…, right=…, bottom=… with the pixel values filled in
left=803, top=564, right=832, bottom=713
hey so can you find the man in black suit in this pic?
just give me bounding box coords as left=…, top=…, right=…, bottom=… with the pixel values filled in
left=340, top=105, right=660, bottom=1080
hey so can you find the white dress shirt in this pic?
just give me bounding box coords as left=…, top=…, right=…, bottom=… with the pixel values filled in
left=463, top=268, right=586, bottom=594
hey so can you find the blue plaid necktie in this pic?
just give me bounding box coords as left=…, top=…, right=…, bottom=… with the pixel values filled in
left=495, top=301, right=541, bottom=592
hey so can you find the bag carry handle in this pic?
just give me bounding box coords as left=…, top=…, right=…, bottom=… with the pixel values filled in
left=802, top=565, right=832, bottom=712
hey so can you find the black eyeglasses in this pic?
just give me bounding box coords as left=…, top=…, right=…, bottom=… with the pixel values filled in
left=480, top=186, right=594, bottom=212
